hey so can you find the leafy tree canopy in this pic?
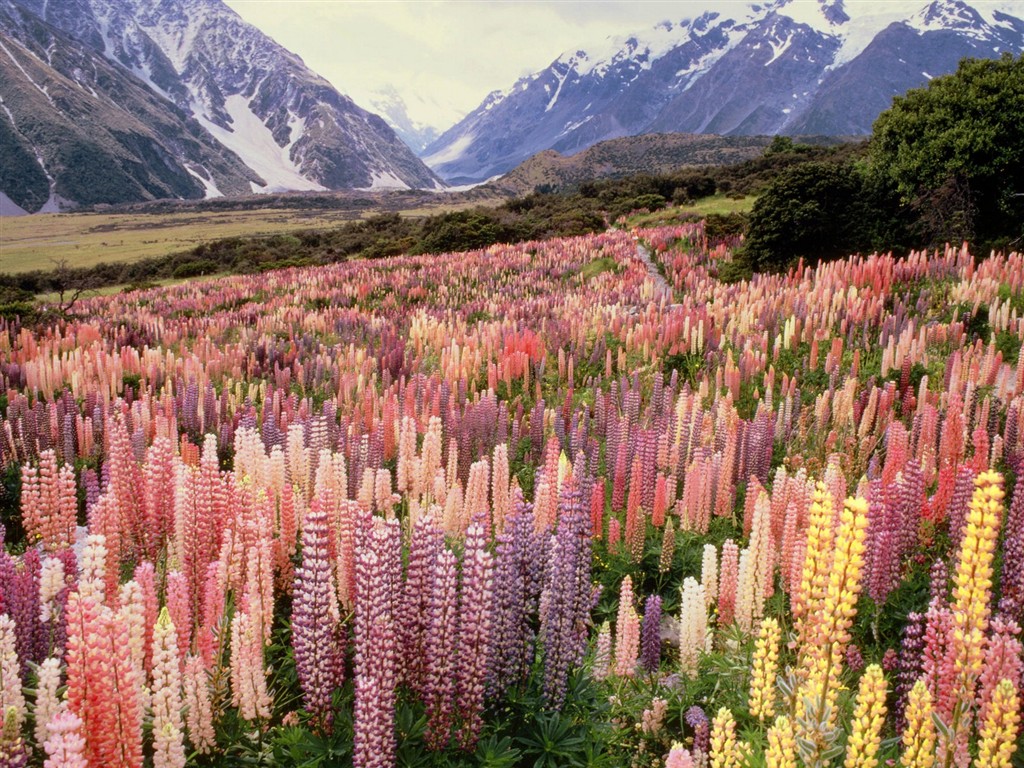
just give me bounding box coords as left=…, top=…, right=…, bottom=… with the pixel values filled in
left=742, top=161, right=870, bottom=273
left=870, top=53, right=1024, bottom=245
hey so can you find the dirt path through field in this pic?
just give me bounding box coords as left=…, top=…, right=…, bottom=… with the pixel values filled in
left=635, top=241, right=674, bottom=301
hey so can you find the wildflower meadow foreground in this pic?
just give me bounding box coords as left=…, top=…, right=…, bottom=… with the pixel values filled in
left=1, top=224, right=1023, bottom=767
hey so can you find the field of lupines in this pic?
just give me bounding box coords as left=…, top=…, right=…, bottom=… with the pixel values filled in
left=1, top=222, right=1023, bottom=767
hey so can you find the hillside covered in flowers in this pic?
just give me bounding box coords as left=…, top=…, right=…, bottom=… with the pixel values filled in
left=1, top=223, right=1023, bottom=767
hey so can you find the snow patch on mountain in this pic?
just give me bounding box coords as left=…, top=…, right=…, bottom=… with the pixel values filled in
left=0, top=191, right=29, bottom=216
left=765, top=30, right=796, bottom=64
left=196, top=94, right=324, bottom=193
left=556, top=18, right=695, bottom=79
left=362, top=170, right=410, bottom=190
left=141, top=14, right=203, bottom=73
left=423, top=133, right=475, bottom=167
left=185, top=165, right=223, bottom=198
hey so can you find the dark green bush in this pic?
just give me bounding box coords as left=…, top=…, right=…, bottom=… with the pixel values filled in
left=172, top=259, right=218, bottom=278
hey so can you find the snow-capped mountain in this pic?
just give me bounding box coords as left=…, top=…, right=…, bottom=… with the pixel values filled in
left=424, top=0, right=1024, bottom=184
left=1, top=0, right=442, bottom=211
left=366, top=85, right=466, bottom=155
left=0, top=0, right=261, bottom=213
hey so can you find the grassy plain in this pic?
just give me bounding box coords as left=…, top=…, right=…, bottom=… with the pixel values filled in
left=0, top=208, right=364, bottom=274
left=0, top=197, right=493, bottom=274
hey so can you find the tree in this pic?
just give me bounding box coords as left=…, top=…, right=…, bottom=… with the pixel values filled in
left=48, top=258, right=91, bottom=316
left=870, top=53, right=1024, bottom=246
left=742, top=161, right=870, bottom=273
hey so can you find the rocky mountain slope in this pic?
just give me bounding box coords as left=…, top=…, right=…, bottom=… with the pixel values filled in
left=424, top=0, right=1024, bottom=184
left=486, top=134, right=787, bottom=196
left=1, top=0, right=441, bottom=213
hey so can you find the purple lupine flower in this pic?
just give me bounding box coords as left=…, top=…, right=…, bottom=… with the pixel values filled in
left=997, top=472, right=1024, bottom=622
left=455, top=518, right=493, bottom=750
left=685, top=706, right=710, bottom=755
left=354, top=517, right=401, bottom=768
left=489, top=499, right=544, bottom=698
left=539, top=479, right=592, bottom=706
left=640, top=594, right=663, bottom=673
left=401, top=519, right=443, bottom=696
left=927, top=558, right=948, bottom=605
left=845, top=643, right=865, bottom=673
left=866, top=478, right=901, bottom=607
left=895, top=460, right=924, bottom=558
left=81, top=468, right=100, bottom=517
left=291, top=498, right=344, bottom=731
left=893, top=610, right=926, bottom=732
left=946, top=466, right=977, bottom=555
left=424, top=548, right=459, bottom=750
left=0, top=550, right=44, bottom=677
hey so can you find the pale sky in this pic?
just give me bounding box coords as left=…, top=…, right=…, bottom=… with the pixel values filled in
left=222, top=1, right=723, bottom=131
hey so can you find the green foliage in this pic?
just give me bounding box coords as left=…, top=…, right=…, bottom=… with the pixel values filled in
left=764, top=135, right=797, bottom=156
left=743, top=161, right=874, bottom=273
left=516, top=711, right=589, bottom=767
left=663, top=351, right=705, bottom=388
left=715, top=257, right=753, bottom=285
left=473, top=735, right=523, bottom=768
left=173, top=259, right=218, bottom=279
left=704, top=212, right=749, bottom=243
left=0, top=285, right=38, bottom=322
left=870, top=53, right=1024, bottom=246
left=0, top=463, right=23, bottom=547
left=579, top=257, right=622, bottom=281
left=629, top=194, right=668, bottom=213
left=995, top=330, right=1022, bottom=365
left=998, top=282, right=1024, bottom=314
left=414, top=210, right=515, bottom=254
left=0, top=118, right=50, bottom=213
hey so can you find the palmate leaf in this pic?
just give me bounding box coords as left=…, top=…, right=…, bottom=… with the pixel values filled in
left=474, top=734, right=523, bottom=768
left=516, top=711, right=588, bottom=768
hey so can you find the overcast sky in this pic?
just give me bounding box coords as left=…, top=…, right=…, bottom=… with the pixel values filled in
left=222, top=1, right=722, bottom=129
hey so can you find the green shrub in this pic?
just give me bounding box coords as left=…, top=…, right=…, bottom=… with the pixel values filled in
left=172, top=259, right=218, bottom=279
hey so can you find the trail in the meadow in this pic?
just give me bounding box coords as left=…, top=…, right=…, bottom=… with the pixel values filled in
left=635, top=240, right=674, bottom=302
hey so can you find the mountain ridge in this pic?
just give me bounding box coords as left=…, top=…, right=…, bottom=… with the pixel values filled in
left=424, top=0, right=1024, bottom=184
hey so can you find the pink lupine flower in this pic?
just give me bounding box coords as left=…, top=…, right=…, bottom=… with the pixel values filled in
left=718, top=540, right=739, bottom=627
left=424, top=548, right=458, bottom=750
left=42, top=710, right=87, bottom=768
left=151, top=608, right=186, bottom=768
left=291, top=498, right=343, bottom=730
left=354, top=518, right=400, bottom=768
left=182, top=654, right=215, bottom=754
left=456, top=520, right=493, bottom=748
left=229, top=609, right=270, bottom=723
left=0, top=615, right=25, bottom=730
left=614, top=576, right=640, bottom=677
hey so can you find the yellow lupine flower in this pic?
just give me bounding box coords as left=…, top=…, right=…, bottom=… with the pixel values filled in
left=951, top=471, right=1003, bottom=685
left=900, top=681, right=936, bottom=768
left=822, top=497, right=869, bottom=647
left=793, top=483, right=835, bottom=648
left=844, top=665, right=888, bottom=768
left=749, top=617, right=781, bottom=721
left=975, top=679, right=1020, bottom=768
left=798, top=496, right=870, bottom=727
left=765, top=715, right=797, bottom=768
left=710, top=707, right=738, bottom=768
left=931, top=471, right=1006, bottom=768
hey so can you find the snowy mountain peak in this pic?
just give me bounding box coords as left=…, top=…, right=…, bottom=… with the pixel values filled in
left=909, top=0, right=988, bottom=33
left=366, top=85, right=460, bottom=155
left=773, top=0, right=850, bottom=32
left=423, top=0, right=1024, bottom=184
